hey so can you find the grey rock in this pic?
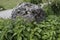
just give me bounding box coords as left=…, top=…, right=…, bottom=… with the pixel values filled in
left=11, top=2, right=45, bottom=23
left=0, top=9, right=13, bottom=19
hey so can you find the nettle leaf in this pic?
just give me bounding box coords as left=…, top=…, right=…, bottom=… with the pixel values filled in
left=0, top=13, right=60, bottom=40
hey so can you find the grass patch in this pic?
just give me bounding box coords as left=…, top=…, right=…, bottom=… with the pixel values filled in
left=0, top=0, right=23, bottom=9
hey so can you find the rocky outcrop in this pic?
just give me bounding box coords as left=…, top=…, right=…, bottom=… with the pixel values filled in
left=11, top=2, right=45, bottom=23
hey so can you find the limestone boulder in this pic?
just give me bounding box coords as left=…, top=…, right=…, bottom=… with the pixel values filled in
left=11, top=2, right=45, bottom=23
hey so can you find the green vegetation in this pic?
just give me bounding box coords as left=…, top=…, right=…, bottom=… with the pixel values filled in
left=0, top=0, right=23, bottom=9
left=0, top=0, right=60, bottom=40
left=23, top=0, right=42, bottom=4
left=0, top=15, right=60, bottom=40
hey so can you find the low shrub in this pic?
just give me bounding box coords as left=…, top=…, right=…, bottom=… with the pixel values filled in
left=43, top=0, right=60, bottom=15
left=51, top=2, right=60, bottom=14
left=0, top=15, right=60, bottom=40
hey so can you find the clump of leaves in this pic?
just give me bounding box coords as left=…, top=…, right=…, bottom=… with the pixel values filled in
left=51, top=2, right=60, bottom=14
left=0, top=19, right=13, bottom=40
left=0, top=15, right=60, bottom=40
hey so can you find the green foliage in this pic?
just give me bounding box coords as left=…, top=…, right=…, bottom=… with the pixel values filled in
left=43, top=5, right=54, bottom=15
left=43, top=0, right=60, bottom=15
left=0, top=15, right=60, bottom=40
left=0, top=19, right=12, bottom=40
left=51, top=1, right=60, bottom=14
left=23, top=0, right=42, bottom=4
left=0, top=0, right=60, bottom=40
left=30, top=0, right=42, bottom=4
